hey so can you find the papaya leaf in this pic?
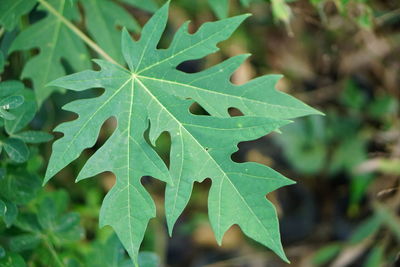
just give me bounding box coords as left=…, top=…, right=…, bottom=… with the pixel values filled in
left=9, top=0, right=91, bottom=105
left=45, top=3, right=321, bottom=265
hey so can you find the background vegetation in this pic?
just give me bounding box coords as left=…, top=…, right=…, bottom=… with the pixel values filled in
left=0, top=0, right=399, bottom=266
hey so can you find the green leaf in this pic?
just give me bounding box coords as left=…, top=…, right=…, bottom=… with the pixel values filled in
left=0, top=95, right=24, bottom=109
left=275, top=116, right=326, bottom=174
left=0, top=200, right=18, bottom=227
left=37, top=196, right=84, bottom=244
left=9, top=0, right=91, bottom=105
left=313, top=243, right=342, bottom=266
left=14, top=213, right=42, bottom=233
left=0, top=108, right=16, bottom=120
left=271, top=0, right=291, bottom=23
left=349, top=215, right=382, bottom=244
left=0, top=0, right=36, bottom=31
left=3, top=138, right=29, bottom=163
left=0, top=169, right=41, bottom=204
left=82, top=0, right=141, bottom=64
left=45, top=3, right=320, bottom=264
left=52, top=212, right=84, bottom=242
left=0, top=199, right=5, bottom=217
left=4, top=88, right=36, bottom=134
left=12, top=131, right=53, bottom=144
left=0, top=252, right=26, bottom=267
left=364, top=245, right=384, bottom=267
left=0, top=246, right=5, bottom=258
left=0, top=81, right=24, bottom=98
left=86, top=234, right=133, bottom=267
left=9, top=234, right=41, bottom=252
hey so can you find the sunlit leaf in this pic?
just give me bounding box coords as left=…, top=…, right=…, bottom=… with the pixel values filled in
left=45, top=3, right=320, bottom=265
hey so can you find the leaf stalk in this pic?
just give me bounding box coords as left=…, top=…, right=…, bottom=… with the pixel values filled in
left=37, top=0, right=123, bottom=67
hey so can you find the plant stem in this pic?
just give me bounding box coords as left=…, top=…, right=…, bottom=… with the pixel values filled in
left=37, top=0, right=122, bottom=68
left=43, top=237, right=65, bottom=267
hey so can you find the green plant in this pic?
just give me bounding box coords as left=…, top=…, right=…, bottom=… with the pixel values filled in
left=1, top=0, right=321, bottom=266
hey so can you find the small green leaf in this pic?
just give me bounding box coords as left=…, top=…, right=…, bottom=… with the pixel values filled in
left=0, top=246, right=5, bottom=258
left=349, top=215, right=382, bottom=244
left=14, top=213, right=42, bottom=233
left=0, top=199, right=6, bottom=217
left=86, top=234, right=132, bottom=267
left=0, top=169, right=41, bottom=204
left=364, top=245, right=384, bottom=267
left=12, top=131, right=53, bottom=144
left=9, top=234, right=41, bottom=252
left=37, top=197, right=57, bottom=230
left=0, top=95, right=24, bottom=109
left=271, top=0, right=291, bottom=23
left=36, top=196, right=84, bottom=244
left=53, top=212, right=84, bottom=242
left=5, top=89, right=36, bottom=134
left=0, top=108, right=16, bottom=120
left=313, top=243, right=342, bottom=266
left=0, top=81, right=24, bottom=98
left=3, top=138, right=29, bottom=163
left=0, top=252, right=26, bottom=267
left=0, top=200, right=18, bottom=227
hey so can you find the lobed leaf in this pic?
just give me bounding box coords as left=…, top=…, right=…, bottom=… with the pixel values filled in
left=45, top=2, right=321, bottom=265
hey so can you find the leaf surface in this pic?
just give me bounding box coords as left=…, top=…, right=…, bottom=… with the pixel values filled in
left=45, top=3, right=320, bottom=265
left=0, top=0, right=36, bottom=31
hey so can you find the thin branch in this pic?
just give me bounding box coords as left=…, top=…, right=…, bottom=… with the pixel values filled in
left=37, top=0, right=123, bottom=68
